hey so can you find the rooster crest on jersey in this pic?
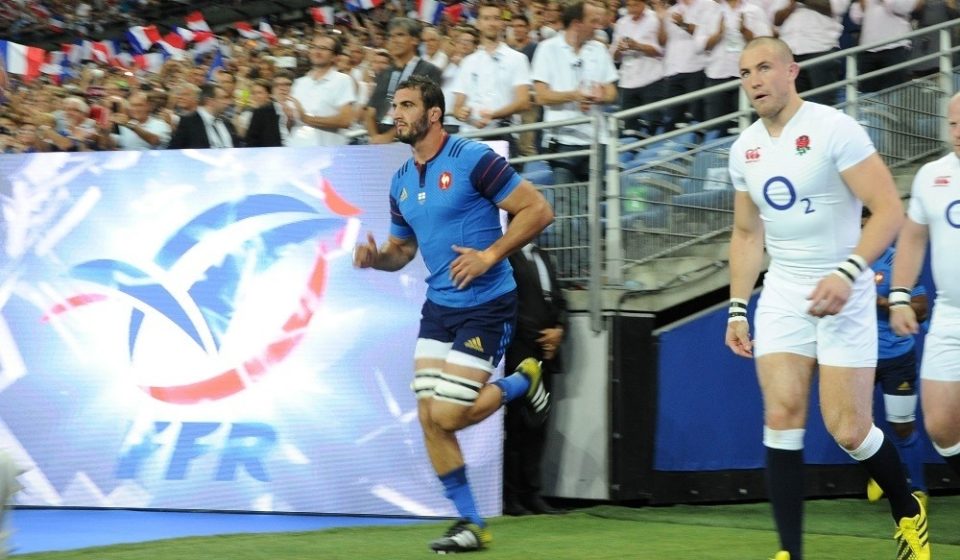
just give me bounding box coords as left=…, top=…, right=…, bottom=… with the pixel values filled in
left=795, top=135, right=811, bottom=156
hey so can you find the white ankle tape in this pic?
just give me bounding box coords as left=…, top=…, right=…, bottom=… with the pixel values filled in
left=763, top=427, right=805, bottom=451
left=848, top=425, right=884, bottom=461
left=933, top=439, right=960, bottom=457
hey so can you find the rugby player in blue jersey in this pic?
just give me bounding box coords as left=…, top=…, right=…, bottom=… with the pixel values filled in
left=862, top=208, right=930, bottom=510
left=354, top=74, right=554, bottom=554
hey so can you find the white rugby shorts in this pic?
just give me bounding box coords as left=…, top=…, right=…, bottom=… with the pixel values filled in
left=920, top=303, right=960, bottom=382
left=754, top=270, right=877, bottom=368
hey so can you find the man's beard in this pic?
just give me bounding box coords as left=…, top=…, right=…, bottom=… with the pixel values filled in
left=396, top=111, right=430, bottom=145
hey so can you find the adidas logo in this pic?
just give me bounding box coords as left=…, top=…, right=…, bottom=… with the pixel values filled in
left=464, top=337, right=484, bottom=353
left=898, top=381, right=912, bottom=391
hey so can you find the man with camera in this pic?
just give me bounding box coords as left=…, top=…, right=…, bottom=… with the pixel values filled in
left=100, top=92, right=171, bottom=151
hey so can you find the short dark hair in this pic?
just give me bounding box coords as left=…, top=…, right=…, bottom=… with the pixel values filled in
left=561, top=1, right=585, bottom=28
left=316, top=33, right=343, bottom=56
left=199, top=83, right=222, bottom=105
left=512, top=13, right=530, bottom=25
left=396, top=74, right=445, bottom=117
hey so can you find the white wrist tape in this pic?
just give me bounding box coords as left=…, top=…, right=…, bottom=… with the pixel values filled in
left=833, top=254, right=867, bottom=286
left=888, top=287, right=912, bottom=307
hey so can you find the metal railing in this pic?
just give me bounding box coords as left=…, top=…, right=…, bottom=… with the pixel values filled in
left=460, top=18, right=960, bottom=329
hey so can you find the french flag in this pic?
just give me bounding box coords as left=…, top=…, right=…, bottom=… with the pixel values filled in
left=259, top=22, right=278, bottom=46
left=134, top=53, right=165, bottom=73
left=234, top=21, right=260, bottom=40
left=191, top=31, right=219, bottom=56
left=185, top=10, right=211, bottom=32
left=48, top=14, right=65, bottom=32
left=158, top=32, right=186, bottom=57
left=88, top=40, right=115, bottom=64
left=344, top=0, right=382, bottom=12
left=310, top=6, right=334, bottom=24
left=0, top=40, right=46, bottom=80
left=417, top=0, right=444, bottom=24
left=126, top=25, right=161, bottom=53
left=62, top=41, right=83, bottom=65
left=41, top=51, right=66, bottom=82
left=175, top=27, right=196, bottom=42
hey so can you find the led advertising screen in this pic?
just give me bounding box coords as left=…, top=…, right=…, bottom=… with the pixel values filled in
left=0, top=146, right=503, bottom=516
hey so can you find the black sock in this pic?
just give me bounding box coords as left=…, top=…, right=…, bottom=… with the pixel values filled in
left=943, top=453, right=960, bottom=478
left=766, top=447, right=804, bottom=560
left=860, top=435, right=919, bottom=521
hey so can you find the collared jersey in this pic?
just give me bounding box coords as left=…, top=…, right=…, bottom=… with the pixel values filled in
left=730, top=102, right=876, bottom=277
left=872, top=246, right=926, bottom=359
left=390, top=135, right=522, bottom=307
left=907, top=152, right=960, bottom=309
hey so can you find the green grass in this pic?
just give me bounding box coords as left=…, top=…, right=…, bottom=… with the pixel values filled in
left=16, top=496, right=960, bottom=560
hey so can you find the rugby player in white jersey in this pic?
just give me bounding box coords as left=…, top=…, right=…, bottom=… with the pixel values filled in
left=890, top=92, right=960, bottom=486
left=725, top=37, right=929, bottom=560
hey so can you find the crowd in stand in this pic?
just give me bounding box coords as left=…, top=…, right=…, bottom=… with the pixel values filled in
left=0, top=0, right=957, bottom=156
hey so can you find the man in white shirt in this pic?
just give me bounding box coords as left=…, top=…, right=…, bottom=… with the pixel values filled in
left=108, top=91, right=171, bottom=150
left=726, top=37, right=929, bottom=560
left=696, top=0, right=771, bottom=135
left=289, top=34, right=357, bottom=147
left=531, top=0, right=617, bottom=184
left=531, top=0, right=617, bottom=278
left=890, top=91, right=960, bottom=487
left=773, top=0, right=850, bottom=105
left=662, top=0, right=717, bottom=130
left=452, top=2, right=532, bottom=153
left=422, top=26, right=450, bottom=70
left=848, top=0, right=920, bottom=93
left=610, top=0, right=667, bottom=135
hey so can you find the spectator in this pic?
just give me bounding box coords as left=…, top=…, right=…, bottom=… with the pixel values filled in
left=662, top=0, right=717, bottom=130
left=773, top=0, right=849, bottom=105
left=440, top=26, right=478, bottom=134
left=241, top=79, right=289, bottom=148
left=168, top=83, right=237, bottom=150
left=696, top=0, right=772, bottom=135
left=288, top=34, right=357, bottom=147
left=104, top=91, right=171, bottom=150
left=452, top=1, right=532, bottom=148
left=848, top=0, right=920, bottom=93
left=365, top=17, right=442, bottom=144
left=610, top=0, right=668, bottom=136
left=532, top=0, right=617, bottom=184
left=422, top=26, right=450, bottom=70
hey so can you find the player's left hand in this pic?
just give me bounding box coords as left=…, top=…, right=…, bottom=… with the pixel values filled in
left=450, top=245, right=496, bottom=289
left=806, top=274, right=852, bottom=317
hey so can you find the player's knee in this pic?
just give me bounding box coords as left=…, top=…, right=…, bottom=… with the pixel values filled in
left=923, top=416, right=958, bottom=450
left=833, top=423, right=875, bottom=453
left=430, top=373, right=482, bottom=431
left=764, top=406, right=805, bottom=430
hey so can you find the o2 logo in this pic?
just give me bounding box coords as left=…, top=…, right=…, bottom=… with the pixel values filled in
left=763, top=176, right=814, bottom=214
left=946, top=200, right=960, bottom=228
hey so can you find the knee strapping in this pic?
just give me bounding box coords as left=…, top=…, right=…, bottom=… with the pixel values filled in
left=883, top=394, right=917, bottom=423
left=433, top=373, right=483, bottom=406
left=412, top=368, right=442, bottom=400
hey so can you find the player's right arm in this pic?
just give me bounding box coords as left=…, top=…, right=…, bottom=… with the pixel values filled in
left=353, top=232, right=418, bottom=272
left=726, top=190, right=764, bottom=358
left=889, top=217, right=929, bottom=336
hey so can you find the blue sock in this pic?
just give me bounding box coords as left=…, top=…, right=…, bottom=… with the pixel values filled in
left=439, top=465, right=484, bottom=527
left=492, top=372, right=530, bottom=404
left=894, top=431, right=927, bottom=493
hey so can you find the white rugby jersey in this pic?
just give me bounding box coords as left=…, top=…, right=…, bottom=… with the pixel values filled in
left=730, top=102, right=876, bottom=277
left=907, top=153, right=960, bottom=308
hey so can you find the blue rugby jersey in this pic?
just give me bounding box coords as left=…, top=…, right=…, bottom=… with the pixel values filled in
left=873, top=246, right=926, bottom=360
left=389, top=135, right=522, bottom=307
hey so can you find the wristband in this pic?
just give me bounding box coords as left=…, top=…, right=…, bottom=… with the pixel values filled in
left=728, top=298, right=748, bottom=323
left=832, top=254, right=867, bottom=286
left=888, top=287, right=911, bottom=307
